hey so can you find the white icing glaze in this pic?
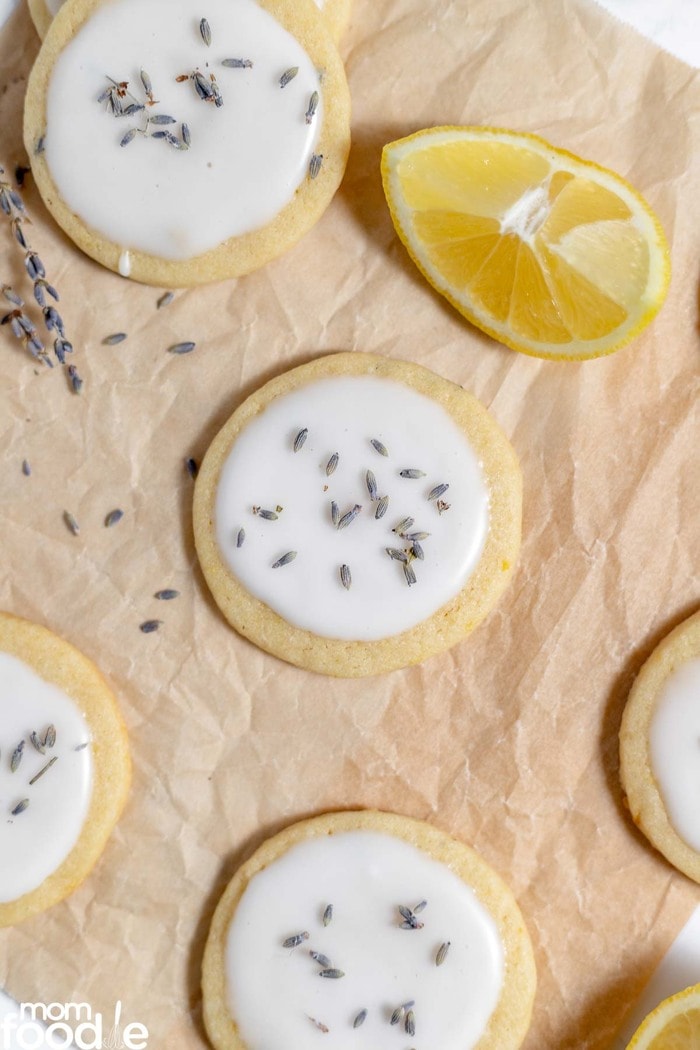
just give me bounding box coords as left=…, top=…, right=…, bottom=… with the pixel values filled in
left=118, top=249, right=132, bottom=277
left=225, top=831, right=504, bottom=1050
left=44, top=0, right=323, bottom=261
left=0, top=652, right=93, bottom=903
left=215, top=375, right=490, bottom=640
left=649, top=657, right=700, bottom=851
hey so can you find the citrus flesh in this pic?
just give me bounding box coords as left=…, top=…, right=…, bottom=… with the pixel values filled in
left=627, top=984, right=700, bottom=1050
left=381, top=127, right=670, bottom=360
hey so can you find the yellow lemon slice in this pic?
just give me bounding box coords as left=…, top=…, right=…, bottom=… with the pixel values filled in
left=626, top=983, right=700, bottom=1049
left=381, top=127, right=671, bottom=360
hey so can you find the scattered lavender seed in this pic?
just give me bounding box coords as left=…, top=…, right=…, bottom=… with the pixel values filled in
left=155, top=589, right=180, bottom=601
left=2, top=285, right=22, bottom=306
left=405, top=1010, right=416, bottom=1037
left=305, top=90, right=319, bottom=124
left=253, top=507, right=279, bottom=521
left=307, top=1018, right=329, bottom=1034
left=29, top=755, right=58, bottom=785
left=326, top=452, right=339, bottom=476
left=375, top=495, right=389, bottom=519
left=323, top=904, right=333, bottom=926
left=366, top=470, right=378, bottom=500
left=310, top=951, right=332, bottom=967
left=340, top=564, right=351, bottom=590
left=140, top=68, right=154, bottom=96
left=428, top=483, right=449, bottom=501
left=236, top=528, right=245, bottom=548
left=185, top=457, right=199, bottom=479
left=36, top=135, right=45, bottom=154
left=64, top=511, right=80, bottom=536
left=405, top=531, right=430, bottom=542
left=411, top=542, right=424, bottom=560
left=181, top=123, right=191, bottom=148
left=370, top=438, right=388, bottom=457
left=308, top=153, right=323, bottom=179
left=436, top=498, right=451, bottom=514
left=21, top=459, right=31, bottom=477
left=120, top=128, right=138, bottom=147
left=105, top=509, right=124, bottom=528
left=331, top=501, right=340, bottom=527
left=157, top=291, right=174, bottom=309
left=10, top=741, right=24, bottom=772
left=168, top=341, right=196, bottom=355
left=293, top=427, right=308, bottom=452
left=318, top=969, right=345, bottom=979
left=67, top=365, right=83, bottom=393
left=43, top=724, right=56, bottom=749
left=399, top=469, right=426, bottom=479
left=353, top=1010, right=367, bottom=1029
left=199, top=17, right=212, bottom=46
left=413, top=900, right=428, bottom=913
left=11, top=799, right=29, bottom=816
left=103, top=334, right=127, bottom=347
left=392, top=517, right=414, bottom=535
left=74, top=742, right=89, bottom=752
left=403, top=563, right=417, bottom=587
left=436, top=941, right=451, bottom=966
left=149, top=114, right=177, bottom=125
left=140, top=619, right=163, bottom=634
left=390, top=1006, right=404, bottom=1026
left=29, top=731, right=45, bottom=755
left=279, top=66, right=299, bottom=88
left=386, top=547, right=408, bottom=563
left=338, top=504, right=362, bottom=530
left=282, top=931, right=309, bottom=948
left=222, top=58, right=253, bottom=68
left=272, top=551, right=297, bottom=569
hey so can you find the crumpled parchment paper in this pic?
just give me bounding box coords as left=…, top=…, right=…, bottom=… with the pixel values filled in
left=0, top=0, right=698, bottom=1046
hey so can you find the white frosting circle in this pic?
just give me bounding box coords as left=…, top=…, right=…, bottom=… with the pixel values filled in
left=225, top=831, right=504, bottom=1050
left=44, top=0, right=323, bottom=260
left=214, top=375, right=490, bottom=640
left=649, top=657, right=700, bottom=852
left=0, top=652, right=93, bottom=903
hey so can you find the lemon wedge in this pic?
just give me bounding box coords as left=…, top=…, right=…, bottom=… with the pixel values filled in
left=626, top=984, right=700, bottom=1049
left=382, top=126, right=670, bottom=360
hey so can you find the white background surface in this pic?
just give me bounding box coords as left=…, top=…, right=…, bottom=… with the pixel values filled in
left=0, top=0, right=698, bottom=1046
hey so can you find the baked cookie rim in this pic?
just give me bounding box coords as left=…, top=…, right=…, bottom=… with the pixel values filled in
left=201, top=809, right=537, bottom=1050
left=619, top=609, right=700, bottom=883
left=0, top=611, right=131, bottom=927
left=23, top=0, right=351, bottom=287
left=193, top=351, right=522, bottom=677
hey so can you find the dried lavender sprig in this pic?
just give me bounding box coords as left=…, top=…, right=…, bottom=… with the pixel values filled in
left=0, top=165, right=78, bottom=379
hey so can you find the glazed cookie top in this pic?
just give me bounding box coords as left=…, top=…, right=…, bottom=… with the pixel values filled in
left=649, top=656, right=700, bottom=851
left=214, top=374, right=490, bottom=640
left=25, top=0, right=350, bottom=284
left=0, top=650, right=92, bottom=903
left=226, top=831, right=503, bottom=1049
left=194, top=353, right=521, bottom=677
left=620, top=610, right=700, bottom=883
left=0, top=612, right=130, bottom=927
left=202, top=811, right=537, bottom=1050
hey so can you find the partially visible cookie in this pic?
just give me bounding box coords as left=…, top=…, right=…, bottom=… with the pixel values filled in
left=24, top=0, right=351, bottom=286
left=0, top=612, right=131, bottom=927
left=620, top=610, right=700, bottom=882
left=194, top=351, right=522, bottom=677
left=202, top=810, right=537, bottom=1050
left=28, top=0, right=352, bottom=43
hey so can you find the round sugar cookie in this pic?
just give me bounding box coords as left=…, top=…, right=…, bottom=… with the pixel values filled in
left=202, top=810, right=537, bottom=1050
left=24, top=0, right=351, bottom=286
left=193, top=352, right=522, bottom=677
left=620, top=610, right=700, bottom=883
left=28, top=0, right=352, bottom=43
left=0, top=612, right=131, bottom=927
